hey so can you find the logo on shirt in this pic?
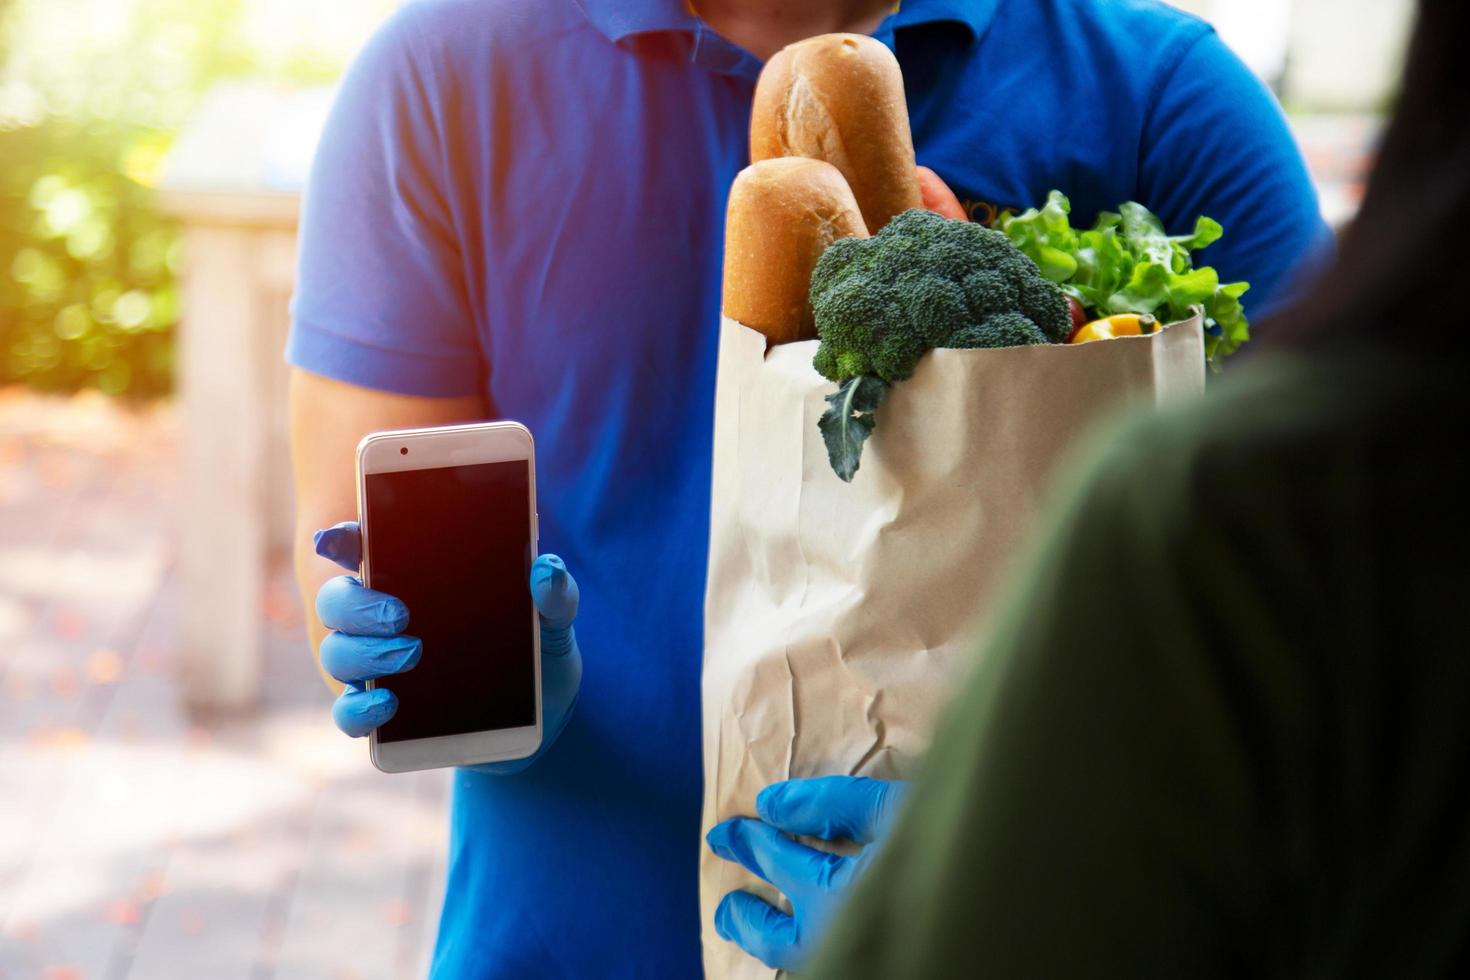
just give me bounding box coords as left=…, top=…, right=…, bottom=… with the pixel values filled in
left=957, top=197, right=1019, bottom=227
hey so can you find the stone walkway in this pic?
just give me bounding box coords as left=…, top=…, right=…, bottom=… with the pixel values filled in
left=0, top=388, right=448, bottom=980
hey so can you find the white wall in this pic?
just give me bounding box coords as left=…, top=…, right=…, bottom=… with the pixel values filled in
left=1281, top=0, right=1412, bottom=110
left=1166, top=0, right=1414, bottom=110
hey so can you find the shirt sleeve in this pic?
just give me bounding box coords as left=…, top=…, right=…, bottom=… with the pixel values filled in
left=285, top=5, right=483, bottom=397
left=807, top=406, right=1298, bottom=978
left=1139, top=29, right=1333, bottom=321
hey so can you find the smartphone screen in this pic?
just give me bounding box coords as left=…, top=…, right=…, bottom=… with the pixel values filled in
left=363, top=459, right=534, bottom=743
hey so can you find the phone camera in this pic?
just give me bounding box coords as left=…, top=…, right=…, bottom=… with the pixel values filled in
left=400, top=447, right=408, bottom=455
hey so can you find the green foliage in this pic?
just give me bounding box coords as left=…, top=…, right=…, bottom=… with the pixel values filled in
left=0, top=0, right=362, bottom=396
left=0, top=120, right=181, bottom=395
left=0, top=1, right=13, bottom=62
left=998, top=191, right=1252, bottom=362
left=0, top=0, right=259, bottom=395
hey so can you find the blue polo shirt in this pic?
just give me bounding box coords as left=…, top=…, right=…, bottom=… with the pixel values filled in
left=287, top=0, right=1327, bottom=974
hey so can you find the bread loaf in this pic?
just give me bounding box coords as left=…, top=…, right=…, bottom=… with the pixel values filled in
left=751, top=33, right=922, bottom=235
left=722, top=157, right=867, bottom=344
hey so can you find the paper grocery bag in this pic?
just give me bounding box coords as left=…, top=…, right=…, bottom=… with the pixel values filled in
left=699, top=311, right=1204, bottom=978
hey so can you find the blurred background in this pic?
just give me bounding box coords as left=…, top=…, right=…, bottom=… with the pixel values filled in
left=0, top=0, right=1411, bottom=977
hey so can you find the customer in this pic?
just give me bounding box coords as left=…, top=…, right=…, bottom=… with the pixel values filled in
left=809, top=2, right=1470, bottom=976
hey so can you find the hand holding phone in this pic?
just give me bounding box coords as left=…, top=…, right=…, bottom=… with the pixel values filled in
left=314, top=523, right=582, bottom=772
left=312, top=421, right=582, bottom=773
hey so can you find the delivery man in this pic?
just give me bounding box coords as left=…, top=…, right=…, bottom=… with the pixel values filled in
left=288, top=0, right=1329, bottom=975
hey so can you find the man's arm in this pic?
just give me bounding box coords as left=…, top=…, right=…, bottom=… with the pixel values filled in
left=289, top=367, right=485, bottom=690
left=1140, top=28, right=1332, bottom=320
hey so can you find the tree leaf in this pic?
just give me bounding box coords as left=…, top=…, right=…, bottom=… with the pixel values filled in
left=819, top=375, right=889, bottom=482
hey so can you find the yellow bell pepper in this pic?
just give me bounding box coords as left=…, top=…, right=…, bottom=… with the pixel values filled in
left=1070, top=313, right=1157, bottom=344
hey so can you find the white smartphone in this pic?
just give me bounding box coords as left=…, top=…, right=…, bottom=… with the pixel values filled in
left=354, top=421, right=541, bottom=773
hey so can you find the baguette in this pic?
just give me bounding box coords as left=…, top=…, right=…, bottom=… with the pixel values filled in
left=751, top=33, right=922, bottom=235
left=722, top=157, right=867, bottom=344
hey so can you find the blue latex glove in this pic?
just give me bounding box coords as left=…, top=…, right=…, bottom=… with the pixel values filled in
left=706, top=776, right=908, bottom=972
left=312, top=520, right=582, bottom=774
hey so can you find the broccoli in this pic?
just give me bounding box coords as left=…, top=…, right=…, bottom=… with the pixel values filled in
left=948, top=312, right=1049, bottom=350
left=810, top=209, right=1070, bottom=385
left=810, top=209, right=1071, bottom=482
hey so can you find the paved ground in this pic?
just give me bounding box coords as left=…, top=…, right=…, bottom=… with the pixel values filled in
left=0, top=388, right=449, bottom=980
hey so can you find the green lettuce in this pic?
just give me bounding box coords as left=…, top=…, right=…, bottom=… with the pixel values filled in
left=998, top=191, right=1251, bottom=362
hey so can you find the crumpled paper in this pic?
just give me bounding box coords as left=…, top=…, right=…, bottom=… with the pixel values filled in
left=700, top=313, right=1204, bottom=979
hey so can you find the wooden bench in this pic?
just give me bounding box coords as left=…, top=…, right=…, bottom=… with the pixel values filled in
left=159, top=82, right=334, bottom=711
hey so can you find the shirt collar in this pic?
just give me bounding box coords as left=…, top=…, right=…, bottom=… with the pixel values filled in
left=575, top=0, right=999, bottom=47
left=573, top=0, right=696, bottom=44
left=886, top=0, right=999, bottom=44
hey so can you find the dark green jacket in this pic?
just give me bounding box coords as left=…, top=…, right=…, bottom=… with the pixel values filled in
left=811, top=353, right=1470, bottom=978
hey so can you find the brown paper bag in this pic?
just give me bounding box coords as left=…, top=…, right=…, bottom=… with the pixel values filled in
left=699, top=311, right=1205, bottom=978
